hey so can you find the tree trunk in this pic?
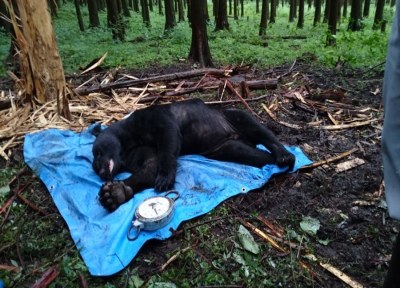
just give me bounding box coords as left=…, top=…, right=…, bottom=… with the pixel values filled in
left=233, top=0, right=238, bottom=20
left=289, top=0, right=295, bottom=22
left=133, top=0, right=140, bottom=12
left=270, top=0, right=276, bottom=24
left=323, top=0, right=330, bottom=23
left=313, top=0, right=321, bottom=26
left=141, top=0, right=151, bottom=26
left=343, top=0, right=348, bottom=17
left=121, top=0, right=131, bottom=17
left=74, top=0, right=85, bottom=31
left=158, top=0, right=163, bottom=15
left=186, top=0, right=191, bottom=23
left=204, top=0, right=210, bottom=22
left=259, top=0, right=268, bottom=36
left=164, top=0, right=176, bottom=30
left=106, top=0, right=125, bottom=40
left=326, top=0, right=337, bottom=46
left=188, top=0, right=213, bottom=67
left=297, top=0, right=304, bottom=28
left=373, top=0, right=385, bottom=30
left=337, top=0, right=341, bottom=23
left=348, top=0, right=362, bottom=31
left=177, top=0, right=184, bottom=21
left=363, top=0, right=370, bottom=17
left=256, top=0, right=259, bottom=13
left=215, top=0, right=229, bottom=30
left=7, top=0, right=69, bottom=117
left=213, top=0, right=218, bottom=16
left=87, top=0, right=100, bottom=27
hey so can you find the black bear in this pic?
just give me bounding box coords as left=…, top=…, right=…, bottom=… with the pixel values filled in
left=92, top=98, right=295, bottom=211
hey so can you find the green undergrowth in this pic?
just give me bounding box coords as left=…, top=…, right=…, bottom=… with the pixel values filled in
left=0, top=2, right=393, bottom=76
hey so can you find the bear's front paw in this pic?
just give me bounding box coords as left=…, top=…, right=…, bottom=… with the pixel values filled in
left=154, top=171, right=176, bottom=192
left=98, top=181, right=134, bottom=212
left=276, top=151, right=295, bottom=171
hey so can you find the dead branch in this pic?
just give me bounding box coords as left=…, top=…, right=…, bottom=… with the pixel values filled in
left=319, top=262, right=363, bottom=288
left=318, top=119, right=379, bottom=130
left=159, top=247, right=191, bottom=272
left=262, top=103, right=302, bottom=129
left=205, top=94, right=270, bottom=105
left=299, top=148, right=358, bottom=170
left=31, top=266, right=60, bottom=288
left=74, top=68, right=231, bottom=95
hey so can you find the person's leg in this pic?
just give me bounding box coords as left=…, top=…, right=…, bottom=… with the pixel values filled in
left=382, top=0, right=400, bottom=221
left=382, top=2, right=400, bottom=287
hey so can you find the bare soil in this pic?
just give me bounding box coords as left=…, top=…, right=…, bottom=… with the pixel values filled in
left=0, top=62, right=393, bottom=287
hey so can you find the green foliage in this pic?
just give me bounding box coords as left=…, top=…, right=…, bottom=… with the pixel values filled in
left=0, top=1, right=392, bottom=76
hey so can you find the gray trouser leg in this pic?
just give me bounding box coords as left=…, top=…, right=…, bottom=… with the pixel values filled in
left=382, top=2, right=400, bottom=220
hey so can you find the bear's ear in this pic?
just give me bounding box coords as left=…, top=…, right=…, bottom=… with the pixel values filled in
left=91, top=123, right=103, bottom=137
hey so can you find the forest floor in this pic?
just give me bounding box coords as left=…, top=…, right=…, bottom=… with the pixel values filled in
left=0, top=60, right=394, bottom=287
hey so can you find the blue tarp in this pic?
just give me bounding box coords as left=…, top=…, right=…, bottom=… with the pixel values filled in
left=23, top=126, right=312, bottom=276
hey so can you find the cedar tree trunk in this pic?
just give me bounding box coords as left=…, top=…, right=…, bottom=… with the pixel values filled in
left=177, top=0, right=184, bottom=21
left=270, top=0, right=276, bottom=24
left=215, top=0, right=229, bottom=30
left=327, top=0, right=337, bottom=46
left=87, top=0, right=100, bottom=27
left=164, top=0, right=176, bottom=30
left=348, top=0, right=362, bottom=31
left=7, top=0, right=69, bottom=117
left=313, top=0, right=321, bottom=26
left=188, top=0, right=213, bottom=67
left=106, top=0, right=125, bottom=40
left=259, top=0, right=268, bottom=36
left=297, top=0, right=304, bottom=28
left=74, top=0, right=85, bottom=31
left=373, top=0, right=385, bottom=30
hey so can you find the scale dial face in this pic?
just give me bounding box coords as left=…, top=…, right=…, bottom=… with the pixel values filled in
left=136, top=196, right=172, bottom=220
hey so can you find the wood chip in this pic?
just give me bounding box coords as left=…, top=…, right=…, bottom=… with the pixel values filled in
left=335, top=158, right=365, bottom=173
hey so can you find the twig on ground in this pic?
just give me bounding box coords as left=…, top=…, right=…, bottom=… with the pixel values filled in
left=317, top=119, right=379, bottom=130
left=225, top=80, right=263, bottom=120
left=239, top=219, right=319, bottom=281
left=205, top=94, right=269, bottom=105
left=31, top=266, right=60, bottom=288
left=0, top=264, right=20, bottom=273
left=262, top=103, right=302, bottom=129
left=278, top=59, right=297, bottom=80
left=299, top=148, right=358, bottom=170
left=159, top=247, right=191, bottom=273
left=319, top=262, right=364, bottom=288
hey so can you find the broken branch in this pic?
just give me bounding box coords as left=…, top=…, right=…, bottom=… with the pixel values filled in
left=74, top=68, right=231, bottom=95
left=299, top=148, right=358, bottom=170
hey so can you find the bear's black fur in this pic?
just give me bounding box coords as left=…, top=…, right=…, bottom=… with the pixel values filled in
left=92, top=99, right=295, bottom=211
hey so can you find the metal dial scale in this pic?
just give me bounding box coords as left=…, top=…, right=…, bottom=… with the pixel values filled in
left=128, top=190, right=179, bottom=240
